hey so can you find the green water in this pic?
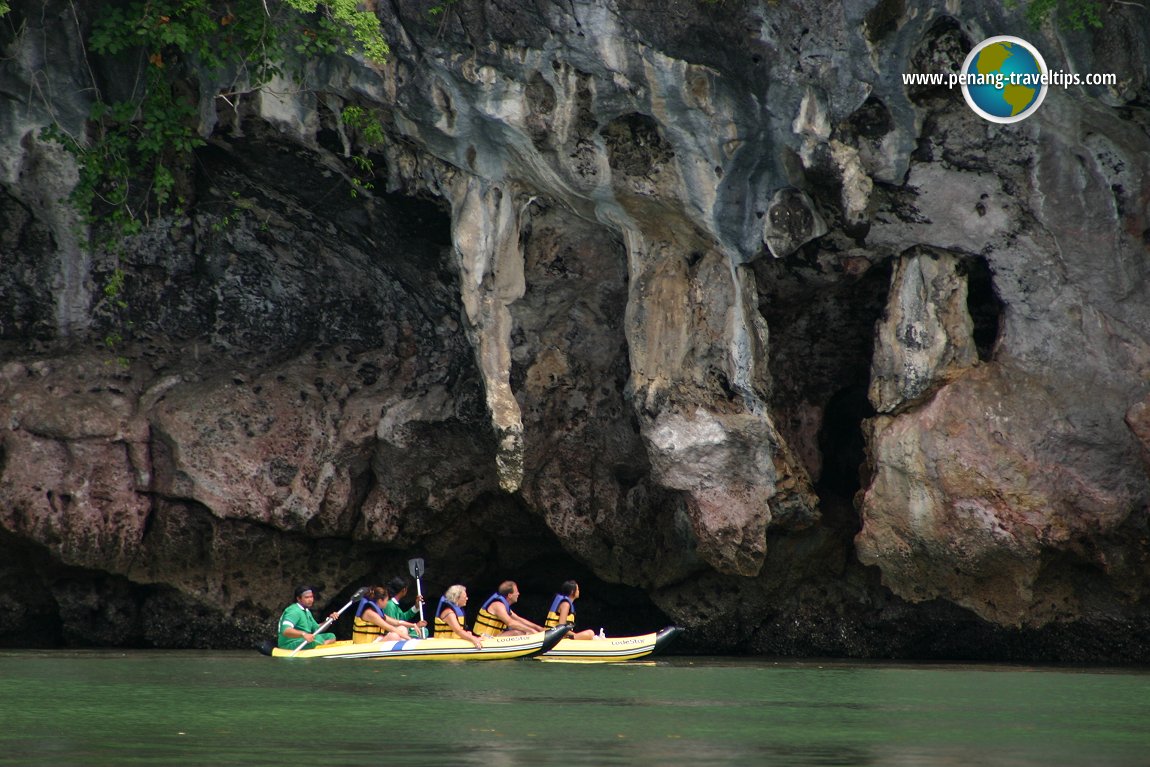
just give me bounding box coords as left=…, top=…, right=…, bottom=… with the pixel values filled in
left=2, top=652, right=1148, bottom=766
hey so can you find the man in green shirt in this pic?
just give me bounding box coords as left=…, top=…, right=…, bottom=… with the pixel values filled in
left=384, top=577, right=427, bottom=638
left=277, top=585, right=339, bottom=650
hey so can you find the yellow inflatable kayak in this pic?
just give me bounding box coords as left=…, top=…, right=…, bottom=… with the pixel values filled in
left=266, top=626, right=569, bottom=660
left=538, top=626, right=681, bottom=663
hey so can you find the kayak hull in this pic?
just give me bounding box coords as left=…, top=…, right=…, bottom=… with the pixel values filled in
left=268, top=626, right=568, bottom=660
left=538, top=625, right=682, bottom=663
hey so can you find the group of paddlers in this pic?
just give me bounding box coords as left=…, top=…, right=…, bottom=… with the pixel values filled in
left=277, top=577, right=597, bottom=651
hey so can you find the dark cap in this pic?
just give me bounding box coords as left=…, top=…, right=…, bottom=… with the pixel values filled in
left=294, top=585, right=316, bottom=599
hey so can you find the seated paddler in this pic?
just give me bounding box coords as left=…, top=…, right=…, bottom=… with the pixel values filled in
left=544, top=580, right=597, bottom=640
left=474, top=580, right=546, bottom=637
left=277, top=585, right=339, bottom=651
left=384, top=576, right=427, bottom=638
left=435, top=584, right=484, bottom=650
left=352, top=585, right=414, bottom=644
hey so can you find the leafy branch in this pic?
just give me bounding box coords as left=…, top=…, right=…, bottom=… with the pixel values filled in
left=426, top=0, right=458, bottom=18
left=340, top=103, right=386, bottom=197
left=285, top=0, right=389, bottom=63
left=42, top=0, right=389, bottom=238
left=29, top=0, right=390, bottom=357
left=1012, top=0, right=1105, bottom=28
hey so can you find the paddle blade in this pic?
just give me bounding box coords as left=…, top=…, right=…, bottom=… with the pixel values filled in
left=408, top=557, right=425, bottom=578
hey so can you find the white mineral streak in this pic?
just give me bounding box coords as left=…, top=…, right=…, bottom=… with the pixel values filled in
left=829, top=139, right=873, bottom=227
left=1, top=130, right=90, bottom=337
left=869, top=249, right=978, bottom=413
left=793, top=87, right=832, bottom=140
left=377, top=387, right=453, bottom=448
left=648, top=408, right=738, bottom=470
left=256, top=74, right=319, bottom=138
left=449, top=175, right=526, bottom=492
left=379, top=4, right=815, bottom=565
left=43, top=157, right=91, bottom=339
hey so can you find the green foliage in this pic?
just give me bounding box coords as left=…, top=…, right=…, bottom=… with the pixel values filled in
left=427, top=0, right=457, bottom=18
left=35, top=1, right=390, bottom=358
left=342, top=104, right=386, bottom=146
left=43, top=0, right=390, bottom=239
left=99, top=267, right=132, bottom=367
left=103, top=267, right=129, bottom=310
left=340, top=104, right=386, bottom=197
left=284, top=0, right=389, bottom=63
left=42, top=68, right=201, bottom=236
left=1012, top=0, right=1104, bottom=29
left=211, top=191, right=239, bottom=232
left=0, top=2, right=10, bottom=16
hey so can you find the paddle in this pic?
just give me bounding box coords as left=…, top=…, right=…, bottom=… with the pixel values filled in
left=288, top=586, right=368, bottom=657
left=408, top=557, right=427, bottom=638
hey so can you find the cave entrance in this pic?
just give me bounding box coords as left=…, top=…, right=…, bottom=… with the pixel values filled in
left=754, top=252, right=892, bottom=530
left=817, top=383, right=875, bottom=531
left=469, top=557, right=673, bottom=639
left=0, top=529, right=64, bottom=648
left=963, top=255, right=1003, bottom=361
left=408, top=493, right=672, bottom=638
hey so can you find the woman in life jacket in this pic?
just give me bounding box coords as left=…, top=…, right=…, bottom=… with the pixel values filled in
left=434, top=584, right=484, bottom=649
left=352, top=586, right=415, bottom=644
left=544, top=580, right=597, bottom=640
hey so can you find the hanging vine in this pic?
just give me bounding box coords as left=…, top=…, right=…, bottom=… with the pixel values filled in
left=41, top=0, right=388, bottom=236
left=26, top=0, right=390, bottom=359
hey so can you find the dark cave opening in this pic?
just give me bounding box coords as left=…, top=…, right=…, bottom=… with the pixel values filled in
left=0, top=529, right=63, bottom=648
left=394, top=561, right=667, bottom=642
left=380, top=190, right=454, bottom=249
left=817, top=383, right=875, bottom=510
left=401, top=492, right=673, bottom=638
left=467, top=556, right=672, bottom=639
left=963, top=256, right=1003, bottom=361
left=755, top=253, right=891, bottom=524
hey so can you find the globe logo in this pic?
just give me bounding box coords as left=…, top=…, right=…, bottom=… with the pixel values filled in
left=961, top=36, right=1048, bottom=124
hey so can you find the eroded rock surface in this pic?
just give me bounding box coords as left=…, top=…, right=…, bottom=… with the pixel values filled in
left=1, top=0, right=1149, bottom=659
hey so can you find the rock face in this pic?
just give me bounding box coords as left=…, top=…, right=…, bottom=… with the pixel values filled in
left=1, top=0, right=1149, bottom=659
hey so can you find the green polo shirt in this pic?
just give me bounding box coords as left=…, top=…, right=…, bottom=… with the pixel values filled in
left=384, top=597, right=421, bottom=637
left=278, top=602, right=334, bottom=650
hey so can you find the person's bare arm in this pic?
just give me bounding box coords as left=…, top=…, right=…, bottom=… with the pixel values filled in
left=507, top=609, right=545, bottom=633
left=364, top=608, right=406, bottom=641
left=444, top=610, right=483, bottom=649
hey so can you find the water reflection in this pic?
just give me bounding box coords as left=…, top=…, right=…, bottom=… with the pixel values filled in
left=457, top=738, right=880, bottom=767
left=1, top=653, right=1147, bottom=767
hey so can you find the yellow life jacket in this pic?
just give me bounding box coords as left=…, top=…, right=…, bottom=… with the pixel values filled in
left=473, top=594, right=511, bottom=636
left=544, top=594, right=575, bottom=629
left=352, top=599, right=387, bottom=644
left=434, top=597, right=466, bottom=638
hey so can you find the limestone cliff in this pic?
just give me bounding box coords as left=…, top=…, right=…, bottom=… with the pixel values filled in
left=1, top=0, right=1149, bottom=660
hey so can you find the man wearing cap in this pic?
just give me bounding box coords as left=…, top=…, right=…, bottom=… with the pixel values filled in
left=277, top=585, right=339, bottom=651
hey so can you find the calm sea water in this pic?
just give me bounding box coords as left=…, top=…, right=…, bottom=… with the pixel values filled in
left=2, top=651, right=1148, bottom=766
